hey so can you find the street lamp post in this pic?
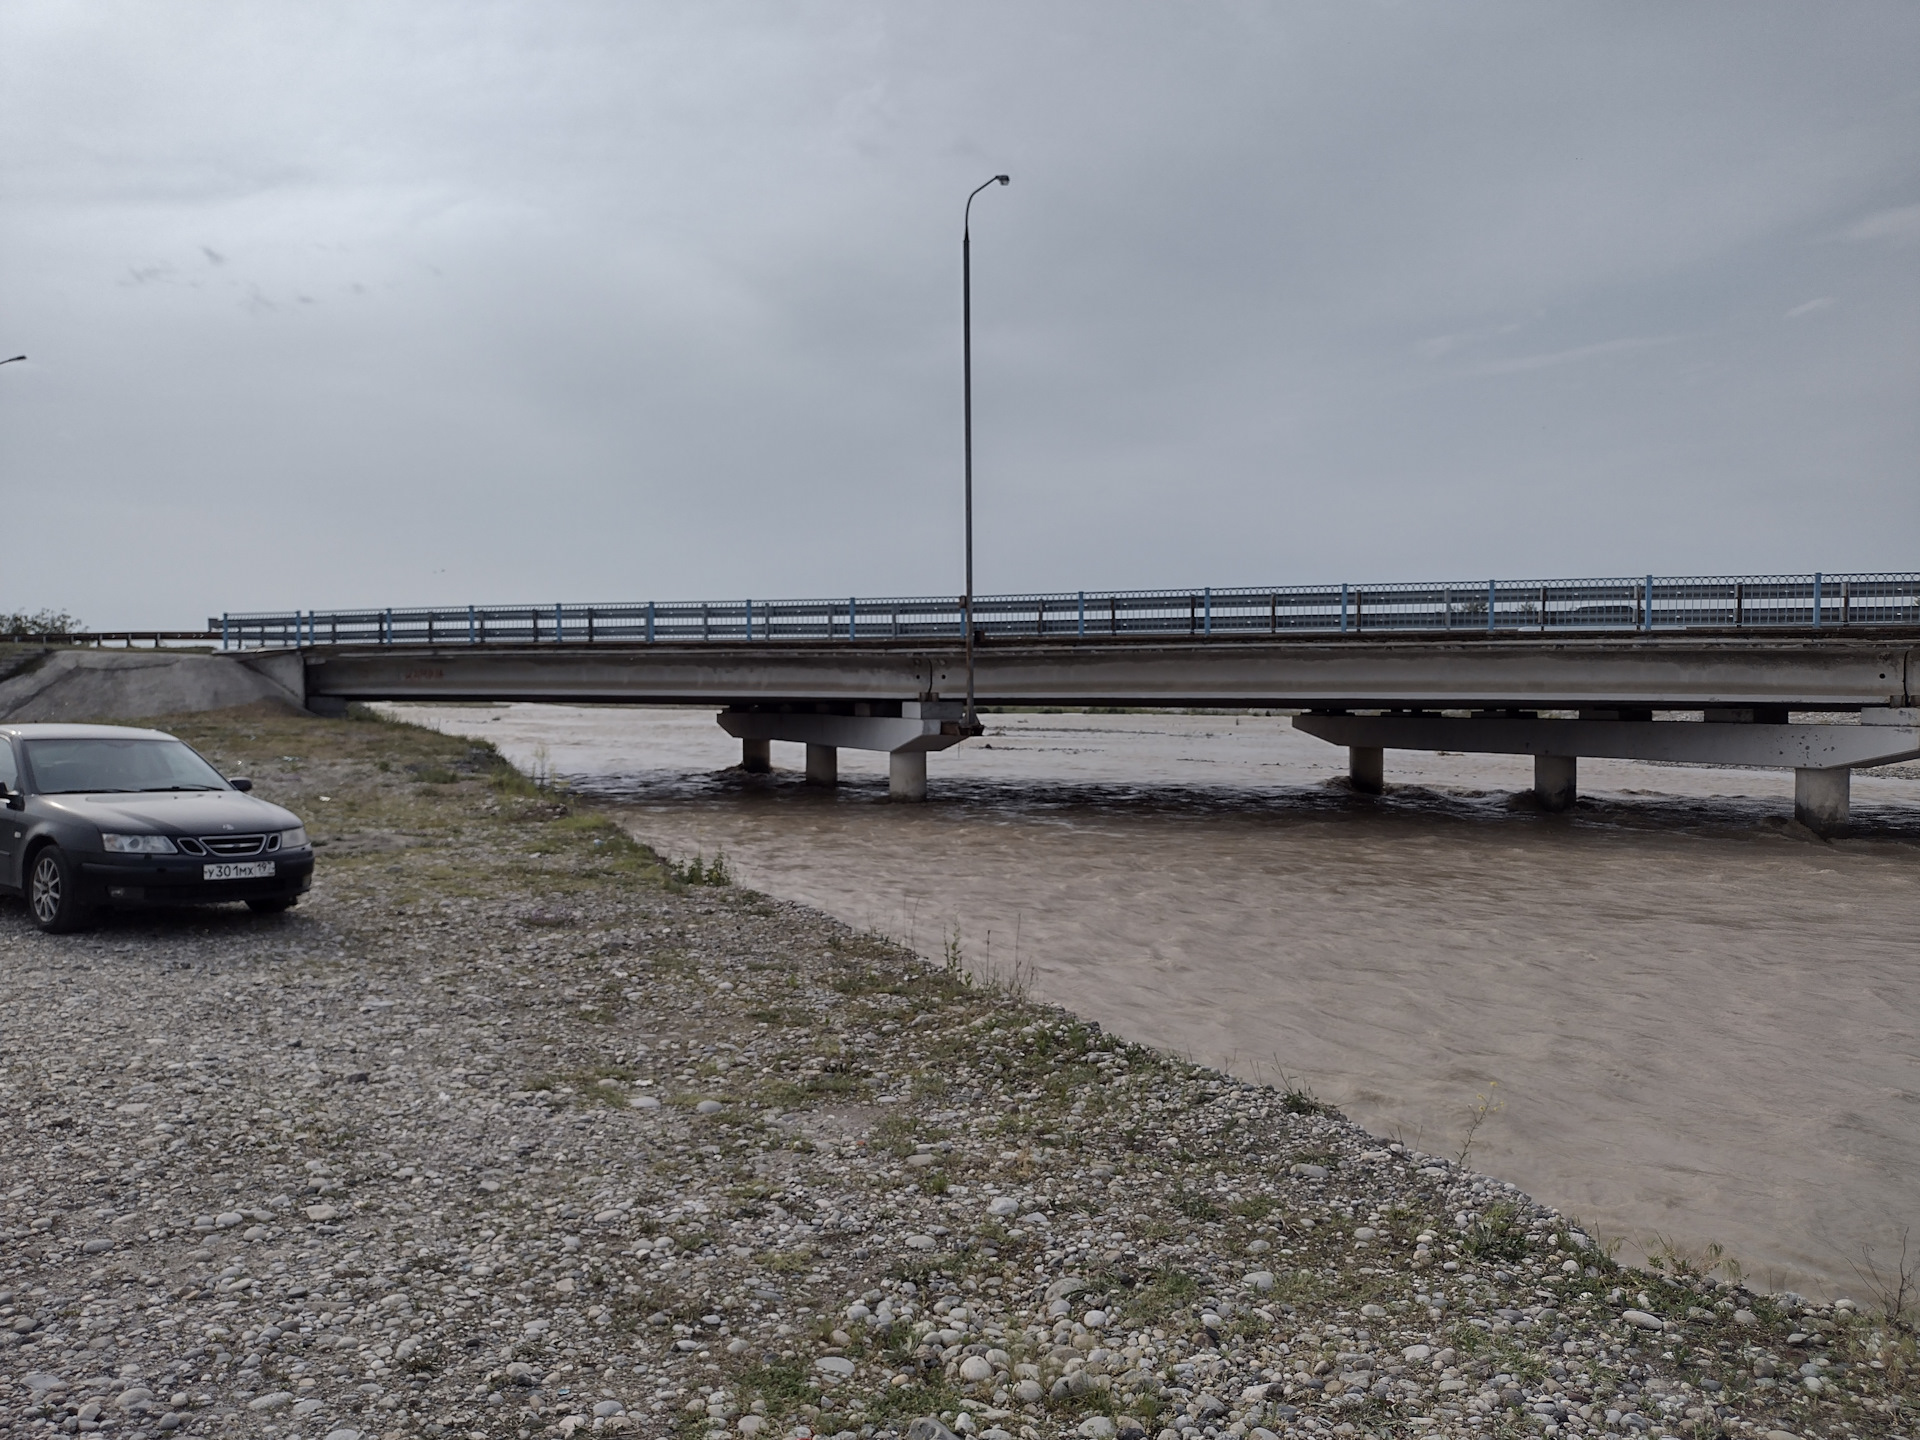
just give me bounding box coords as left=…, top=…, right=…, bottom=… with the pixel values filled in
left=0, top=356, right=24, bottom=367
left=962, top=175, right=1008, bottom=733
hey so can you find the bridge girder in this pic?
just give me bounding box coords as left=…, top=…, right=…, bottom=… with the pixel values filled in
left=298, top=634, right=1920, bottom=712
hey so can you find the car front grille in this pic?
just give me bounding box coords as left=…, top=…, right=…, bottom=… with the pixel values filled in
left=182, top=833, right=277, bottom=857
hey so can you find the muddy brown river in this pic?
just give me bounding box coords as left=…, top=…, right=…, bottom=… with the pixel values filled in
left=385, top=702, right=1920, bottom=1299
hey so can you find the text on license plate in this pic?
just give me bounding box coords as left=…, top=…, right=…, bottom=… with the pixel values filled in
left=204, top=861, right=276, bottom=881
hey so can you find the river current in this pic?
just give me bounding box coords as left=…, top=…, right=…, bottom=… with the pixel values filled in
left=383, top=701, right=1920, bottom=1298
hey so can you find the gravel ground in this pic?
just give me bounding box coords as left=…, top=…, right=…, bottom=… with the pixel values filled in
left=1, top=706, right=1913, bottom=1440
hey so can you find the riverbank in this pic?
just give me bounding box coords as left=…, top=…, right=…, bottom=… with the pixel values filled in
left=1, top=707, right=1912, bottom=1440
left=374, top=703, right=1920, bottom=1302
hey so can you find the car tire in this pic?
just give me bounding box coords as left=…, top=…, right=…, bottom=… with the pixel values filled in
left=247, top=896, right=297, bottom=914
left=29, top=846, right=95, bottom=933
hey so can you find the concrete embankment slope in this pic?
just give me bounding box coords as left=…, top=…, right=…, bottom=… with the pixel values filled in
left=0, top=647, right=306, bottom=722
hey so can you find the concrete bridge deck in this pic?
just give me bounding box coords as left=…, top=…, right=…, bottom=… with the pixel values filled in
left=295, top=630, right=1920, bottom=711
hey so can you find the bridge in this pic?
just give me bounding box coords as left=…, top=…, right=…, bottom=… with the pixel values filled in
left=217, top=570, right=1920, bottom=832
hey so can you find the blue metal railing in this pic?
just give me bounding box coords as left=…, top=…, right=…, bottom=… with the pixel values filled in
left=213, top=571, right=1920, bottom=649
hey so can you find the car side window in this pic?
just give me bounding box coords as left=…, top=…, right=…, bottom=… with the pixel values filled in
left=0, top=740, right=15, bottom=791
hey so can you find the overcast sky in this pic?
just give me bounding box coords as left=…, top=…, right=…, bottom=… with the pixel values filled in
left=2, top=3, right=1916, bottom=629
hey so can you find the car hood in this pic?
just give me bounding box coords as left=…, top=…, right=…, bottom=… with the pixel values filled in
left=41, top=791, right=303, bottom=835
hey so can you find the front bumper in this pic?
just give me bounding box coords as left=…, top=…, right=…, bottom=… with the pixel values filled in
left=82, top=850, right=315, bottom=906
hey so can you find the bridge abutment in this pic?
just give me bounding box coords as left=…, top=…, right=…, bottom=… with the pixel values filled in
left=805, top=744, right=838, bottom=786
left=1349, top=746, right=1384, bottom=794
left=1535, top=754, right=1577, bottom=811
left=1794, top=767, right=1849, bottom=833
left=741, top=738, right=771, bottom=774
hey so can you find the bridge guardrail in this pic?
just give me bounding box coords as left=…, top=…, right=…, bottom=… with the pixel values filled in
left=213, top=571, right=1920, bottom=649
left=3, top=630, right=221, bottom=649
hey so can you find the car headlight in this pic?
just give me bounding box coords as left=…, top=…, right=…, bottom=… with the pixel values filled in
left=279, top=826, right=309, bottom=849
left=102, top=833, right=179, bottom=854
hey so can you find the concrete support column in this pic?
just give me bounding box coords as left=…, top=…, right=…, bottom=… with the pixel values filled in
left=889, top=750, right=928, bottom=802
left=740, top=738, right=771, bottom=774
left=805, top=743, right=838, bottom=787
left=1349, top=745, right=1383, bottom=794
left=1535, top=754, right=1577, bottom=812
left=1794, top=767, right=1849, bottom=833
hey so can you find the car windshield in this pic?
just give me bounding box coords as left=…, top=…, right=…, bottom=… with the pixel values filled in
left=22, top=737, right=230, bottom=794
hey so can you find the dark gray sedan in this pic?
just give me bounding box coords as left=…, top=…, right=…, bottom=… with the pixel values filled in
left=0, top=723, right=314, bottom=932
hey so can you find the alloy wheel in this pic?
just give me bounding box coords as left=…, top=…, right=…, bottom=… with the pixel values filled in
left=31, top=854, right=61, bottom=925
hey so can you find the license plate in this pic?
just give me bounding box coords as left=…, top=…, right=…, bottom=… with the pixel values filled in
left=204, top=861, right=276, bottom=881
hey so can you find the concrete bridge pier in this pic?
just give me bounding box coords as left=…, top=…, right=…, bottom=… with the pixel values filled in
left=1794, top=767, right=1849, bottom=832
left=1293, top=709, right=1920, bottom=838
left=805, top=744, right=838, bottom=786
left=718, top=702, right=965, bottom=797
left=1535, top=754, right=1577, bottom=811
left=889, top=750, right=928, bottom=802
left=1348, top=746, right=1384, bottom=794
left=741, top=738, right=771, bottom=774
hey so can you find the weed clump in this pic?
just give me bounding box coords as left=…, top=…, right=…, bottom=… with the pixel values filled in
left=1280, top=1086, right=1330, bottom=1116
left=1463, top=1200, right=1530, bottom=1262
left=1171, top=1188, right=1222, bottom=1223
left=669, top=850, right=733, bottom=887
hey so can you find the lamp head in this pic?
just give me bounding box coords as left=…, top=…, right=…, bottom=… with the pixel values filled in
left=995, top=175, right=1010, bottom=185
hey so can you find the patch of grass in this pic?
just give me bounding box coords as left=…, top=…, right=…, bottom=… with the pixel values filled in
left=886, top=1255, right=949, bottom=1287
left=758, top=1248, right=814, bottom=1273
left=1125, top=1390, right=1166, bottom=1425
left=488, top=761, right=543, bottom=799
left=755, top=1070, right=863, bottom=1108
left=1264, top=1268, right=1333, bottom=1310
left=1128, top=1266, right=1201, bottom=1322
left=1463, top=1201, right=1529, bottom=1263
left=1225, top=1310, right=1272, bottom=1342
left=829, top=967, right=903, bottom=997
left=526, top=1065, right=638, bottom=1108
left=1044, top=1384, right=1121, bottom=1422
left=1446, top=1321, right=1490, bottom=1356
left=1171, top=1188, right=1222, bottom=1223
left=865, top=1380, right=963, bottom=1422
left=739, top=1362, right=818, bottom=1410
left=869, top=1113, right=920, bottom=1160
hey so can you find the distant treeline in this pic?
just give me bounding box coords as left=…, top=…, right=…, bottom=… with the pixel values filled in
left=1, top=608, right=81, bottom=636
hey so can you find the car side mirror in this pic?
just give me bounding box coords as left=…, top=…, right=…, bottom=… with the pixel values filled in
left=228, top=777, right=253, bottom=793
left=2, top=787, right=20, bottom=811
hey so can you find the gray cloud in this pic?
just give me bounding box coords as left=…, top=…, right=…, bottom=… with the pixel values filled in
left=1847, top=203, right=1920, bottom=244
left=1, top=2, right=1916, bottom=627
left=1464, top=336, right=1681, bottom=379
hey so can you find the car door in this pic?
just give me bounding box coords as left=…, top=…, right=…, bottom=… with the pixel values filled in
left=0, top=738, right=16, bottom=888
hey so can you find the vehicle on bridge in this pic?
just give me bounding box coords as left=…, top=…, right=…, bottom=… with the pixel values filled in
left=0, top=724, right=314, bottom=932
